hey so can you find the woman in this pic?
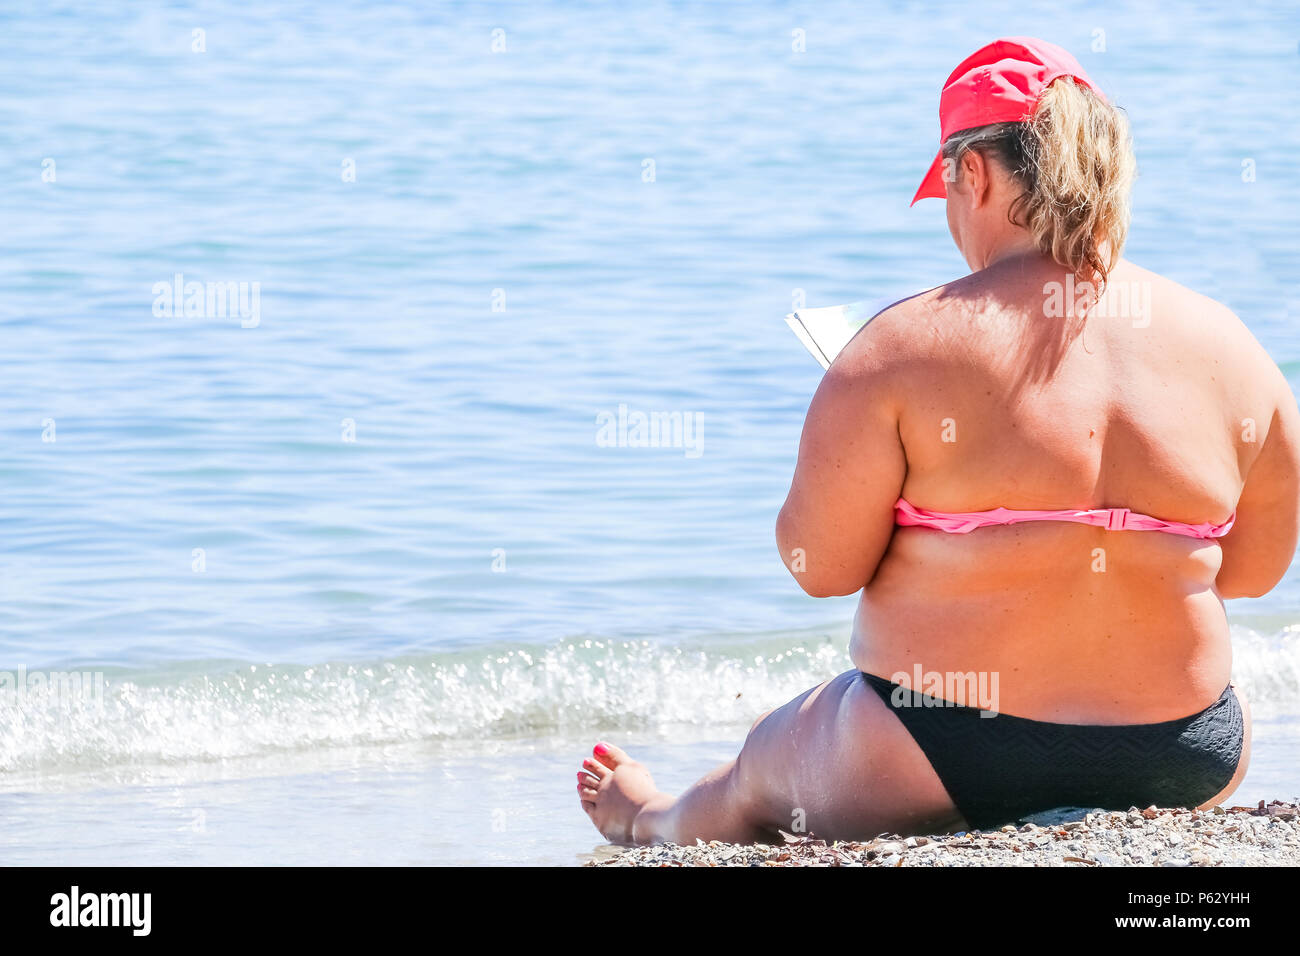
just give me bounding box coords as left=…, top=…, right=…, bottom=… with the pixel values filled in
left=576, top=37, right=1300, bottom=844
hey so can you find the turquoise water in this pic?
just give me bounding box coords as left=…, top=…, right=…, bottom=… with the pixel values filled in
left=2, top=1, right=1299, bottom=864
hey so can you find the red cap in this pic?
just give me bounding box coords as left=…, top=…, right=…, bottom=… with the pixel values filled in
left=911, top=37, right=1103, bottom=206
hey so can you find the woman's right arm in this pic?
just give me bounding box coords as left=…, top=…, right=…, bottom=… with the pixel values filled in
left=1216, top=365, right=1300, bottom=599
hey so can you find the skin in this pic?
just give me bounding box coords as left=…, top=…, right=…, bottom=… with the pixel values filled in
left=577, top=144, right=1300, bottom=846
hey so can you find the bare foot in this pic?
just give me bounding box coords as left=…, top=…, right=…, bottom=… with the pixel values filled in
left=576, top=741, right=668, bottom=844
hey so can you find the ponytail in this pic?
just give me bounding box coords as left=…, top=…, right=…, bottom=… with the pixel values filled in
left=940, top=78, right=1136, bottom=288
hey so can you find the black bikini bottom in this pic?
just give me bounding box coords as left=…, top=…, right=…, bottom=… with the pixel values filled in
left=861, top=672, right=1244, bottom=830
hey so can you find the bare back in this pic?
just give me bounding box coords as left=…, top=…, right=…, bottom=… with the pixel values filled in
left=777, top=254, right=1300, bottom=725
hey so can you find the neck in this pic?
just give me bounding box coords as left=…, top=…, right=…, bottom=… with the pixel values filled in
left=979, top=233, right=1041, bottom=271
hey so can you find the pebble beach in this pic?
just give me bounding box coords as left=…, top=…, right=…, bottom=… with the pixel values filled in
left=588, top=800, right=1300, bottom=867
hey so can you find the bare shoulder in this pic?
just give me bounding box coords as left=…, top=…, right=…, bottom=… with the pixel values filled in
left=1124, top=260, right=1252, bottom=337
left=833, top=282, right=953, bottom=377
left=1124, top=259, right=1285, bottom=388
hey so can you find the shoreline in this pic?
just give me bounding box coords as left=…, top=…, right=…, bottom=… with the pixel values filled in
left=587, top=801, right=1300, bottom=866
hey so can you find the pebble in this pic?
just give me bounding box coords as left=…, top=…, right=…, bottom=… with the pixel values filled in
left=588, top=800, right=1300, bottom=867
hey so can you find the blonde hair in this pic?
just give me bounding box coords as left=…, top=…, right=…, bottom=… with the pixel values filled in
left=941, top=78, right=1136, bottom=288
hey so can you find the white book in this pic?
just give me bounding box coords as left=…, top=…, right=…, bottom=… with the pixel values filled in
left=784, top=298, right=890, bottom=370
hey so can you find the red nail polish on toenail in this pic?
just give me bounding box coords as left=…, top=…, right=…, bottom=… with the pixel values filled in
left=594, top=743, right=609, bottom=756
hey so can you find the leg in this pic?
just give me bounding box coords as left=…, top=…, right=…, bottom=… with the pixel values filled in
left=577, top=670, right=967, bottom=845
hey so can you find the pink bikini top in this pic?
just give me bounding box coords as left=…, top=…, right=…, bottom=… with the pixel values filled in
left=895, top=497, right=1235, bottom=540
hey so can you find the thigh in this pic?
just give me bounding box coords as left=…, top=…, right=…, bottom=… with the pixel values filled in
left=735, top=669, right=967, bottom=840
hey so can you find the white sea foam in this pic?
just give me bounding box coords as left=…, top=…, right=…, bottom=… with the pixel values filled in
left=0, top=634, right=848, bottom=777
left=1223, top=625, right=1300, bottom=718
left=3, top=626, right=1297, bottom=781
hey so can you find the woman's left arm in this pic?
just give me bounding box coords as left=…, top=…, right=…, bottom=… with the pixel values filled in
left=775, top=344, right=907, bottom=597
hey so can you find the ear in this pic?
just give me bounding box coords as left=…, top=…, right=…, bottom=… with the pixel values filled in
left=959, top=148, right=993, bottom=208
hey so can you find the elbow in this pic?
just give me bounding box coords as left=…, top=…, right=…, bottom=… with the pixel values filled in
left=1216, top=581, right=1273, bottom=600
left=774, top=506, right=794, bottom=560
left=1215, top=569, right=1282, bottom=601
left=775, top=507, right=870, bottom=597
left=795, top=578, right=862, bottom=599
left=774, top=506, right=806, bottom=581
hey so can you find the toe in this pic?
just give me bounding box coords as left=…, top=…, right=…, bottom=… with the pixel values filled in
left=592, top=741, right=631, bottom=770
left=582, top=757, right=610, bottom=780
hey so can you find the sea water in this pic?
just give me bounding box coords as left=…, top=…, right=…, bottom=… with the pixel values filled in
left=2, top=1, right=1298, bottom=865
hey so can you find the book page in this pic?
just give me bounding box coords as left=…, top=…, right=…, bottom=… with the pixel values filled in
left=784, top=299, right=888, bottom=370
